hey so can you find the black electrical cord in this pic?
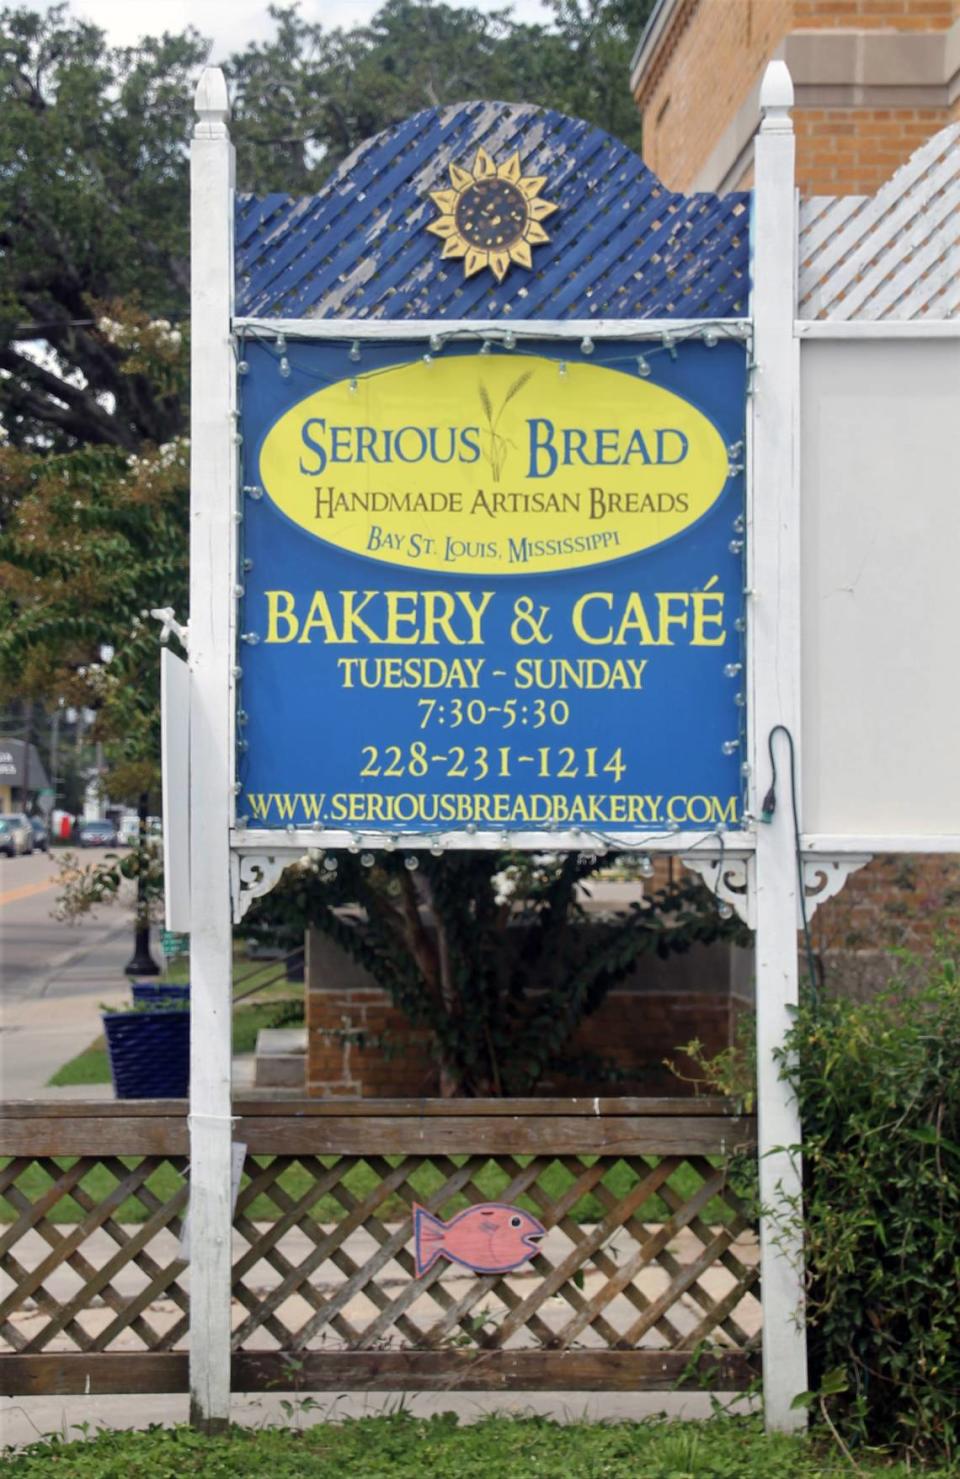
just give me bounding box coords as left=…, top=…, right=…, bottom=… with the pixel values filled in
left=763, top=723, right=820, bottom=998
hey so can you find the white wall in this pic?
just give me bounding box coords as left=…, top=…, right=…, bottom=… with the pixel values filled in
left=800, top=338, right=960, bottom=840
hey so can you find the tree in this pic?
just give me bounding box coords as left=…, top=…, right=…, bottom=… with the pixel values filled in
left=0, top=303, right=189, bottom=801
left=0, top=4, right=204, bottom=451
left=228, top=0, right=650, bottom=194
left=1, top=1, right=653, bottom=449
left=245, top=850, right=745, bottom=1097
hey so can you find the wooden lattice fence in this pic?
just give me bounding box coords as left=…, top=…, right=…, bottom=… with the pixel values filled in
left=0, top=1099, right=759, bottom=1396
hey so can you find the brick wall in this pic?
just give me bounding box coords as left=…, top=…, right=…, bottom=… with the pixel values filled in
left=794, top=103, right=960, bottom=193
left=632, top=0, right=960, bottom=194
left=635, top=0, right=793, bottom=190
left=811, top=854, right=960, bottom=999
left=793, top=0, right=956, bottom=28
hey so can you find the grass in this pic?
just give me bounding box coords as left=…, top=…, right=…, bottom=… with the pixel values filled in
left=0, top=1151, right=723, bottom=1227
left=3, top=1413, right=953, bottom=1476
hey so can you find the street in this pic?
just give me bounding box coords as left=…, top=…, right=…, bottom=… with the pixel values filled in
left=0, top=847, right=135, bottom=1098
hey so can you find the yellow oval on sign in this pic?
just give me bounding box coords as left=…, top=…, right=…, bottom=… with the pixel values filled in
left=258, top=354, right=729, bottom=575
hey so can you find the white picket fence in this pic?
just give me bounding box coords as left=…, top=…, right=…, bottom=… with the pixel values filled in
left=798, top=122, right=960, bottom=321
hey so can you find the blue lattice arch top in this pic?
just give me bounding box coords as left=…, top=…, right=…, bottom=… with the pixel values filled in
left=235, top=102, right=750, bottom=322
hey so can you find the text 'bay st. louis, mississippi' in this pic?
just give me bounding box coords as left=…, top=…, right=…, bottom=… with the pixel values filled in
left=237, top=337, right=747, bottom=837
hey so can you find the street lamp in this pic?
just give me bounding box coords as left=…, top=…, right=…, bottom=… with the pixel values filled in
left=124, top=791, right=160, bottom=977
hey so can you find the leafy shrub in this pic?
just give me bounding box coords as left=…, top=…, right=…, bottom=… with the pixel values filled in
left=775, top=943, right=960, bottom=1460
left=675, top=943, right=959, bottom=1460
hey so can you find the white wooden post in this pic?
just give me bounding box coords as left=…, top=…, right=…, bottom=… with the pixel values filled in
left=750, top=60, right=809, bottom=1431
left=188, top=66, right=236, bottom=1431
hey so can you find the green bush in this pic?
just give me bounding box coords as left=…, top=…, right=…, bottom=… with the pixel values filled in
left=777, top=943, right=960, bottom=1461
left=677, top=943, right=959, bottom=1461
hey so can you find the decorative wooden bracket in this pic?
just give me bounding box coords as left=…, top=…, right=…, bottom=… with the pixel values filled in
left=799, top=855, right=872, bottom=920
left=230, top=853, right=290, bottom=923
left=682, top=853, right=754, bottom=928
left=682, top=851, right=872, bottom=930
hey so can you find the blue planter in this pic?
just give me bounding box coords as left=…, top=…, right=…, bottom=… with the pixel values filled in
left=102, top=1006, right=190, bottom=1099
left=131, top=982, right=190, bottom=1006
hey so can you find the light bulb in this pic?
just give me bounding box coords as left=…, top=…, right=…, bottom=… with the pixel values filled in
left=637, top=355, right=651, bottom=377
left=361, top=853, right=375, bottom=868
left=404, top=855, right=419, bottom=871
left=349, top=341, right=361, bottom=362
left=580, top=336, right=594, bottom=355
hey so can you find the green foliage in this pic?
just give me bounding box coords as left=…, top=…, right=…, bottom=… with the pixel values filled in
left=249, top=850, right=747, bottom=1096
left=775, top=944, right=960, bottom=1463
left=1, top=0, right=652, bottom=451
left=229, top=0, right=652, bottom=193
left=0, top=6, right=202, bottom=449
left=677, top=945, right=960, bottom=1461
left=54, top=842, right=165, bottom=927
left=3, top=1410, right=953, bottom=1476
left=0, top=324, right=189, bottom=800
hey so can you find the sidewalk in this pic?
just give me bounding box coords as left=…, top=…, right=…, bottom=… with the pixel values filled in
left=0, top=924, right=132, bottom=1100
left=0, top=1389, right=751, bottom=1449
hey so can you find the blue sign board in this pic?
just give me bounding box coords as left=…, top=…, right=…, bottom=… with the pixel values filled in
left=237, top=335, right=746, bottom=839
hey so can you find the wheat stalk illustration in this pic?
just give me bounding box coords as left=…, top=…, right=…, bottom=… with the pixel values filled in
left=478, top=370, right=533, bottom=481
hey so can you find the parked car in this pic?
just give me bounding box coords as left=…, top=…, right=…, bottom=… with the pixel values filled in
left=0, top=813, right=33, bottom=855
left=77, top=819, right=119, bottom=848
left=29, top=816, right=49, bottom=852
left=0, top=819, right=18, bottom=858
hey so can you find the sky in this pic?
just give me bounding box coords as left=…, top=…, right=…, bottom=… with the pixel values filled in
left=35, top=0, right=555, bottom=59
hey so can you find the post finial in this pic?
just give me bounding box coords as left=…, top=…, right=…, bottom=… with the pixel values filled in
left=194, top=66, right=230, bottom=136
left=759, top=60, right=794, bottom=133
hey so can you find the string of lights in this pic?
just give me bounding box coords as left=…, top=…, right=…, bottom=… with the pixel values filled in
left=234, top=320, right=755, bottom=394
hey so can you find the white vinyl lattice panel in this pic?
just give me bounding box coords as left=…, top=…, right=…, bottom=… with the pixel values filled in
left=799, top=124, right=960, bottom=321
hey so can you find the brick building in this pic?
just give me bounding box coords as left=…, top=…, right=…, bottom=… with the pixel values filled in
left=631, top=0, right=960, bottom=195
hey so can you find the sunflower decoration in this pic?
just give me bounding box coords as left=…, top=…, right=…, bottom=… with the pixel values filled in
left=426, top=147, right=558, bottom=283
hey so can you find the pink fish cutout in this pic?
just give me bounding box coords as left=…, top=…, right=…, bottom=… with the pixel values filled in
left=413, top=1201, right=545, bottom=1277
